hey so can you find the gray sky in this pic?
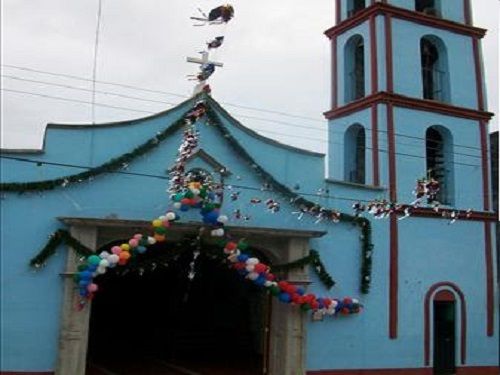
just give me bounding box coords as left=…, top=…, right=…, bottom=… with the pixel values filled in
left=1, top=0, right=498, bottom=152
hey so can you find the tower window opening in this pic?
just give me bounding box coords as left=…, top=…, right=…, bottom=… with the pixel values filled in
left=421, top=36, right=450, bottom=102
left=344, top=35, right=365, bottom=103
left=426, top=126, right=453, bottom=205
left=416, top=0, right=441, bottom=17
left=347, top=0, right=366, bottom=17
left=344, top=124, right=366, bottom=184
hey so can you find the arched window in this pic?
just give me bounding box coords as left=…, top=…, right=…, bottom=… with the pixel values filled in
left=426, top=126, right=454, bottom=205
left=344, top=35, right=365, bottom=103
left=347, top=0, right=366, bottom=17
left=421, top=36, right=450, bottom=102
left=344, top=124, right=365, bottom=184
left=416, top=0, right=441, bottom=17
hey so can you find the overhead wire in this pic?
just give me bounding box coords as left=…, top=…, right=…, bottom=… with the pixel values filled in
left=1, top=65, right=485, bottom=152
left=0, top=87, right=484, bottom=168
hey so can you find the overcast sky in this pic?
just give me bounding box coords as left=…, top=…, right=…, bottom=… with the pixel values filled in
left=1, top=0, right=498, bottom=152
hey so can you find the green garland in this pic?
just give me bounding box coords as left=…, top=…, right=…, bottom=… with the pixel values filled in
left=30, top=229, right=93, bottom=267
left=10, top=95, right=372, bottom=293
left=29, top=231, right=337, bottom=290
left=0, top=104, right=194, bottom=192
left=205, top=103, right=373, bottom=294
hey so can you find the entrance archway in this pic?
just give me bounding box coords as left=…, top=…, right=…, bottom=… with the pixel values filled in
left=55, top=217, right=325, bottom=375
left=87, top=239, right=270, bottom=374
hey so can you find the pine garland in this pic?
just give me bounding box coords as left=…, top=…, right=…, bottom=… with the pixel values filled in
left=29, top=229, right=93, bottom=267
left=11, top=96, right=373, bottom=293
left=205, top=103, right=373, bottom=293
left=0, top=105, right=194, bottom=192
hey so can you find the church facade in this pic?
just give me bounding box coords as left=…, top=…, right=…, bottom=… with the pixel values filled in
left=0, top=1, right=498, bottom=374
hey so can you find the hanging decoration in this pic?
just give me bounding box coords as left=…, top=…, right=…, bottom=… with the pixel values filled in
left=191, top=4, right=235, bottom=26
left=207, top=36, right=224, bottom=49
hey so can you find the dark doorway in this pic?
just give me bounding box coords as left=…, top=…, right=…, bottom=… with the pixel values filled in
left=433, top=300, right=456, bottom=375
left=86, top=239, right=269, bottom=375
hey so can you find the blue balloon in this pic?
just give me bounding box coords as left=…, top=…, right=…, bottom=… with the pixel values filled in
left=180, top=204, right=189, bottom=212
left=296, top=287, right=305, bottom=295
left=79, top=288, right=89, bottom=297
left=137, top=246, right=147, bottom=254
left=80, top=270, right=93, bottom=280
left=79, top=280, right=90, bottom=287
left=87, top=264, right=98, bottom=272
left=237, top=269, right=248, bottom=277
left=254, top=275, right=267, bottom=286
left=279, top=292, right=292, bottom=303
left=237, top=254, right=249, bottom=262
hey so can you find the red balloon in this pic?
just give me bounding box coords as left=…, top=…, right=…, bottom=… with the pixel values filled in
left=278, top=281, right=289, bottom=290
left=265, top=273, right=276, bottom=281
left=254, top=263, right=267, bottom=273
left=180, top=198, right=191, bottom=205
left=343, top=297, right=353, bottom=305
left=323, top=298, right=332, bottom=307
left=286, top=285, right=297, bottom=294
left=291, top=294, right=302, bottom=304
left=311, top=301, right=319, bottom=310
left=226, top=242, right=238, bottom=251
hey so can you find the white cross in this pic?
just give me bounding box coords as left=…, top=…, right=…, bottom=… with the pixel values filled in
left=187, top=51, right=224, bottom=96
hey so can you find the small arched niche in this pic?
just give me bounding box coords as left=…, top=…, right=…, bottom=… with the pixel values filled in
left=420, top=35, right=450, bottom=103
left=344, top=123, right=366, bottom=184
left=344, top=34, right=365, bottom=103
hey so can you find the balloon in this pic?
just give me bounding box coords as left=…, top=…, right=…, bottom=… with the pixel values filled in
left=87, top=255, right=101, bottom=266
left=80, top=270, right=93, bottom=280
left=279, top=292, right=292, bottom=303
left=172, top=193, right=184, bottom=202
left=180, top=204, right=190, bottom=212
left=120, top=244, right=130, bottom=252
left=173, top=202, right=182, bottom=209
left=79, top=280, right=90, bottom=287
left=217, top=215, right=229, bottom=224
left=87, top=283, right=98, bottom=293
left=165, top=212, right=176, bottom=221
left=99, top=251, right=110, bottom=259
left=247, top=272, right=259, bottom=280
left=136, top=246, right=147, bottom=254
left=152, top=219, right=162, bottom=227
left=246, top=258, right=259, bottom=265
left=237, top=254, right=249, bottom=262
left=154, top=226, right=167, bottom=235
left=96, top=266, right=107, bottom=275
left=255, top=275, right=267, bottom=286
left=154, top=234, right=166, bottom=242
left=108, top=254, right=119, bottom=264
left=111, top=246, right=122, bottom=255
left=119, top=251, right=131, bottom=260
left=147, top=236, right=156, bottom=245
left=129, top=239, right=139, bottom=248
left=245, top=264, right=255, bottom=272
left=211, top=228, right=224, bottom=237
left=254, top=263, right=267, bottom=273
left=99, top=259, right=109, bottom=268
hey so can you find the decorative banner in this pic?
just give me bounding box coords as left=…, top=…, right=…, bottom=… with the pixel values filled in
left=191, top=4, right=235, bottom=26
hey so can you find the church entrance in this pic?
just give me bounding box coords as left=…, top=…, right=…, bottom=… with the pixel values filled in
left=433, top=299, right=456, bottom=375
left=86, top=239, right=270, bottom=375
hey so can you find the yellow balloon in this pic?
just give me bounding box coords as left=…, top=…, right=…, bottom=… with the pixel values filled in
left=120, top=243, right=130, bottom=252
left=152, top=219, right=162, bottom=227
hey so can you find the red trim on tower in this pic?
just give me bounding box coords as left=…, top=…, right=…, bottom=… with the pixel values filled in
left=307, top=369, right=432, bottom=375
left=370, top=14, right=379, bottom=94
left=324, top=3, right=486, bottom=39
left=463, top=0, right=472, bottom=26
left=456, top=366, right=500, bottom=375
left=424, top=282, right=467, bottom=366
left=387, top=102, right=398, bottom=339
left=323, top=92, right=494, bottom=121
left=332, top=37, right=338, bottom=109
left=336, top=0, right=341, bottom=25
left=472, top=38, right=485, bottom=111
left=434, top=290, right=455, bottom=302
left=484, top=223, right=494, bottom=336
left=384, top=14, right=394, bottom=93
left=479, top=121, right=491, bottom=211
left=371, top=104, right=380, bottom=186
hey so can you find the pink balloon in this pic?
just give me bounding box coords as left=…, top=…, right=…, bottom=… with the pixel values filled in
left=87, top=283, right=98, bottom=293
left=133, top=233, right=143, bottom=240
left=128, top=238, right=139, bottom=247
left=111, top=246, right=122, bottom=255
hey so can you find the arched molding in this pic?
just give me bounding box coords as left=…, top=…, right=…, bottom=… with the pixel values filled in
left=424, top=281, right=467, bottom=366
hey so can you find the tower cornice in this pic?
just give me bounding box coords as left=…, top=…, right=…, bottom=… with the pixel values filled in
left=323, top=92, right=495, bottom=120
left=325, top=2, right=487, bottom=39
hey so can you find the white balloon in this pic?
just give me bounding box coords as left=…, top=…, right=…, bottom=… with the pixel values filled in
left=217, top=215, right=229, bottom=224
left=211, top=228, right=224, bottom=237
left=99, top=251, right=110, bottom=259
left=165, top=212, right=176, bottom=221
left=247, top=272, right=259, bottom=280
left=173, top=202, right=182, bottom=209
left=227, top=250, right=241, bottom=263
left=158, top=215, right=166, bottom=221
left=99, top=259, right=109, bottom=268
left=147, top=236, right=157, bottom=245
left=108, top=254, right=119, bottom=264
left=246, top=257, right=259, bottom=265
left=245, top=264, right=255, bottom=272
left=264, top=280, right=273, bottom=287
left=96, top=266, right=107, bottom=275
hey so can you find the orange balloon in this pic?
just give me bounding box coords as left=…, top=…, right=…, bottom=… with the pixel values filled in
left=119, top=251, right=131, bottom=260
left=154, top=234, right=166, bottom=242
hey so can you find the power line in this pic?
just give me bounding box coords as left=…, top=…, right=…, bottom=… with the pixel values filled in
left=1, top=88, right=483, bottom=168
left=1, top=88, right=153, bottom=114
left=2, top=66, right=485, bottom=153
left=91, top=0, right=103, bottom=124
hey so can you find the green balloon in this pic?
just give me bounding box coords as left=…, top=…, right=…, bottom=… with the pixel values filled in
left=185, top=190, right=194, bottom=199
left=154, top=227, right=167, bottom=235
left=269, top=286, right=280, bottom=296
left=238, top=241, right=249, bottom=251
left=87, top=255, right=101, bottom=266
left=300, top=304, right=311, bottom=311
left=73, top=274, right=81, bottom=282
left=173, top=193, right=183, bottom=202
left=77, top=264, right=87, bottom=272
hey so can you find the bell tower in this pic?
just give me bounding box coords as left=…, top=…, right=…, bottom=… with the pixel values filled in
left=324, top=0, right=495, bottom=344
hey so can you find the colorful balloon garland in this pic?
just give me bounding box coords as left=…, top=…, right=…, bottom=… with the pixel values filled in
left=72, top=100, right=362, bottom=316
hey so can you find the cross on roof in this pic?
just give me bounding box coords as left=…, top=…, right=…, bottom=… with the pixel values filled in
left=187, top=51, right=223, bottom=95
